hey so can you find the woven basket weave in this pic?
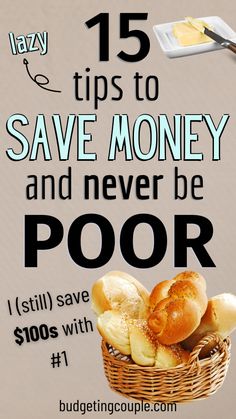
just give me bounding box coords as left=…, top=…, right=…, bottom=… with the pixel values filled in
left=101, top=333, right=231, bottom=403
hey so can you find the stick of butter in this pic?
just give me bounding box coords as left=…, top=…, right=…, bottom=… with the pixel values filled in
left=173, top=17, right=213, bottom=46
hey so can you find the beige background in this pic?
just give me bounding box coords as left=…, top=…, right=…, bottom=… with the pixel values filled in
left=0, top=0, right=235, bottom=418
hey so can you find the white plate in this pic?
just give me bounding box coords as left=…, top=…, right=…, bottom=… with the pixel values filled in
left=153, top=16, right=236, bottom=58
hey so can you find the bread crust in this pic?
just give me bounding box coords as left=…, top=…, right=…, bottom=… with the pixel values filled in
left=173, top=271, right=206, bottom=290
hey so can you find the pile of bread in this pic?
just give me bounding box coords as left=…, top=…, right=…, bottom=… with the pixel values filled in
left=91, top=271, right=236, bottom=368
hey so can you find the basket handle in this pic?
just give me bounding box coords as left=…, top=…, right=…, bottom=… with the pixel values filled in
left=187, top=333, right=225, bottom=373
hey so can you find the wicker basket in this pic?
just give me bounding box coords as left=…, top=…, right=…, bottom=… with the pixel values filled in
left=101, top=333, right=231, bottom=403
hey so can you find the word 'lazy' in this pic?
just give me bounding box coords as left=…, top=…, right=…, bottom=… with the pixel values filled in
left=8, top=32, right=48, bottom=55
left=5, top=113, right=229, bottom=161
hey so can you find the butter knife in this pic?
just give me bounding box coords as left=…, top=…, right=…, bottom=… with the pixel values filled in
left=204, top=27, right=236, bottom=53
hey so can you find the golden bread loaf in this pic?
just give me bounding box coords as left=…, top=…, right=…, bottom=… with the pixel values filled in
left=182, top=293, right=236, bottom=356
left=97, top=310, right=130, bottom=355
left=91, top=271, right=150, bottom=319
left=148, top=271, right=208, bottom=345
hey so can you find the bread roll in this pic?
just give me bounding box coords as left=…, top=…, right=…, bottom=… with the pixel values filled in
left=183, top=293, right=236, bottom=355
left=149, top=271, right=206, bottom=312
left=91, top=271, right=150, bottom=319
left=129, top=320, right=157, bottom=366
left=97, top=310, right=130, bottom=355
left=148, top=271, right=208, bottom=345
left=155, top=343, right=190, bottom=368
left=129, top=319, right=190, bottom=367
left=97, top=311, right=190, bottom=368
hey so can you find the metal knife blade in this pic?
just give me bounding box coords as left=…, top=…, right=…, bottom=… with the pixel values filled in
left=204, top=27, right=236, bottom=53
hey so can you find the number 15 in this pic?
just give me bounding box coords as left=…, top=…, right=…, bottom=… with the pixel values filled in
left=85, top=13, right=150, bottom=62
